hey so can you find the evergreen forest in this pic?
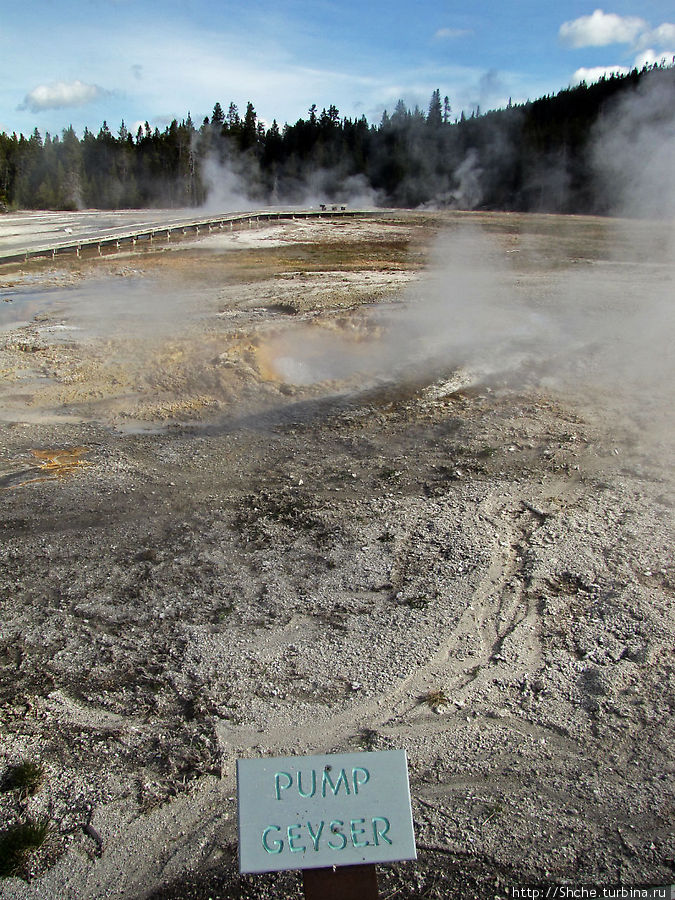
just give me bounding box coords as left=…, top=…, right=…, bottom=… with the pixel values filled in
left=0, top=63, right=673, bottom=215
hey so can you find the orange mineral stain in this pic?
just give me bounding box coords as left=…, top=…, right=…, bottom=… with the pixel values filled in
left=14, top=447, right=91, bottom=486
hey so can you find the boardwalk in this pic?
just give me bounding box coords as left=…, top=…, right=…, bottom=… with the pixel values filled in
left=0, top=207, right=371, bottom=264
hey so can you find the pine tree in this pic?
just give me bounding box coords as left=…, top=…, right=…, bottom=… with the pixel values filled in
left=239, top=102, right=258, bottom=150
left=391, top=100, right=409, bottom=124
left=443, top=96, right=452, bottom=124
left=427, top=89, right=442, bottom=128
left=211, top=102, right=225, bottom=128
left=227, top=102, right=240, bottom=128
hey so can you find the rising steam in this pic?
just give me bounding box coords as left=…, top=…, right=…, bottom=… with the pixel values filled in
left=259, top=71, right=675, bottom=447
left=592, top=69, right=675, bottom=220
left=199, top=154, right=258, bottom=213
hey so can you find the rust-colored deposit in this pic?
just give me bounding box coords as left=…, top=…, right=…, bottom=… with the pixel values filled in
left=31, top=447, right=90, bottom=475
left=13, top=447, right=90, bottom=486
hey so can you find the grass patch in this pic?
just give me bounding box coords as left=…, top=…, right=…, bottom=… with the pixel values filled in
left=266, top=301, right=299, bottom=315
left=421, top=689, right=451, bottom=712
left=359, top=728, right=380, bottom=751
left=0, top=818, right=51, bottom=879
left=234, top=488, right=338, bottom=548
left=404, top=597, right=429, bottom=610
left=482, top=801, right=505, bottom=826
left=378, top=468, right=402, bottom=482
left=1, top=761, right=45, bottom=799
left=238, top=489, right=312, bottom=528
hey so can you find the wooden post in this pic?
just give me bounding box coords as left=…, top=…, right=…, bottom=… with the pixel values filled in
left=302, top=864, right=378, bottom=900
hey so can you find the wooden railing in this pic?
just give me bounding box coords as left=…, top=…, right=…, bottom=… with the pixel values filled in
left=0, top=208, right=376, bottom=265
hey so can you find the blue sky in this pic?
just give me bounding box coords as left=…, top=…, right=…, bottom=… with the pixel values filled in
left=1, top=0, right=674, bottom=138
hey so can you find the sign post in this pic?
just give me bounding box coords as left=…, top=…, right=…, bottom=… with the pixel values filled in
left=302, top=862, right=379, bottom=899
left=237, top=749, right=417, bottom=898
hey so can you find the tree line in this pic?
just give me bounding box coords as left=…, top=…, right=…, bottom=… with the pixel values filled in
left=0, top=64, right=672, bottom=214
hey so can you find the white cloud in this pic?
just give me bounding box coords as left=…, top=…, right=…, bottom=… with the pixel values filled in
left=644, top=23, right=675, bottom=46
left=434, top=27, right=471, bottom=40
left=559, top=10, right=647, bottom=48
left=635, top=23, right=675, bottom=52
left=18, top=80, right=106, bottom=112
left=571, top=65, right=630, bottom=85
left=112, top=26, right=486, bottom=127
left=561, top=9, right=675, bottom=85
left=633, top=48, right=675, bottom=69
left=1, top=8, right=578, bottom=136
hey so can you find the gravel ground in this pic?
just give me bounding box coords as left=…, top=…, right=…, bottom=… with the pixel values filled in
left=0, top=211, right=673, bottom=899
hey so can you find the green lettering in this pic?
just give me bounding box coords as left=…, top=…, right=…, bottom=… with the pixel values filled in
left=306, top=820, right=324, bottom=851
left=352, top=767, right=370, bottom=794
left=262, top=825, right=283, bottom=854
left=327, top=819, right=347, bottom=850
left=372, top=816, right=392, bottom=846
left=287, top=823, right=306, bottom=853
left=298, top=769, right=316, bottom=798
left=274, top=771, right=292, bottom=800
left=350, top=817, right=369, bottom=848
left=322, top=767, right=350, bottom=797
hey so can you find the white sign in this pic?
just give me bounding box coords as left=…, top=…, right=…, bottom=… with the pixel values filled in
left=237, top=749, right=417, bottom=874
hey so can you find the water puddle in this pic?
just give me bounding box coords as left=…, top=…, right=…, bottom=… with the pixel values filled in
left=1, top=277, right=202, bottom=338
left=0, top=287, right=60, bottom=331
